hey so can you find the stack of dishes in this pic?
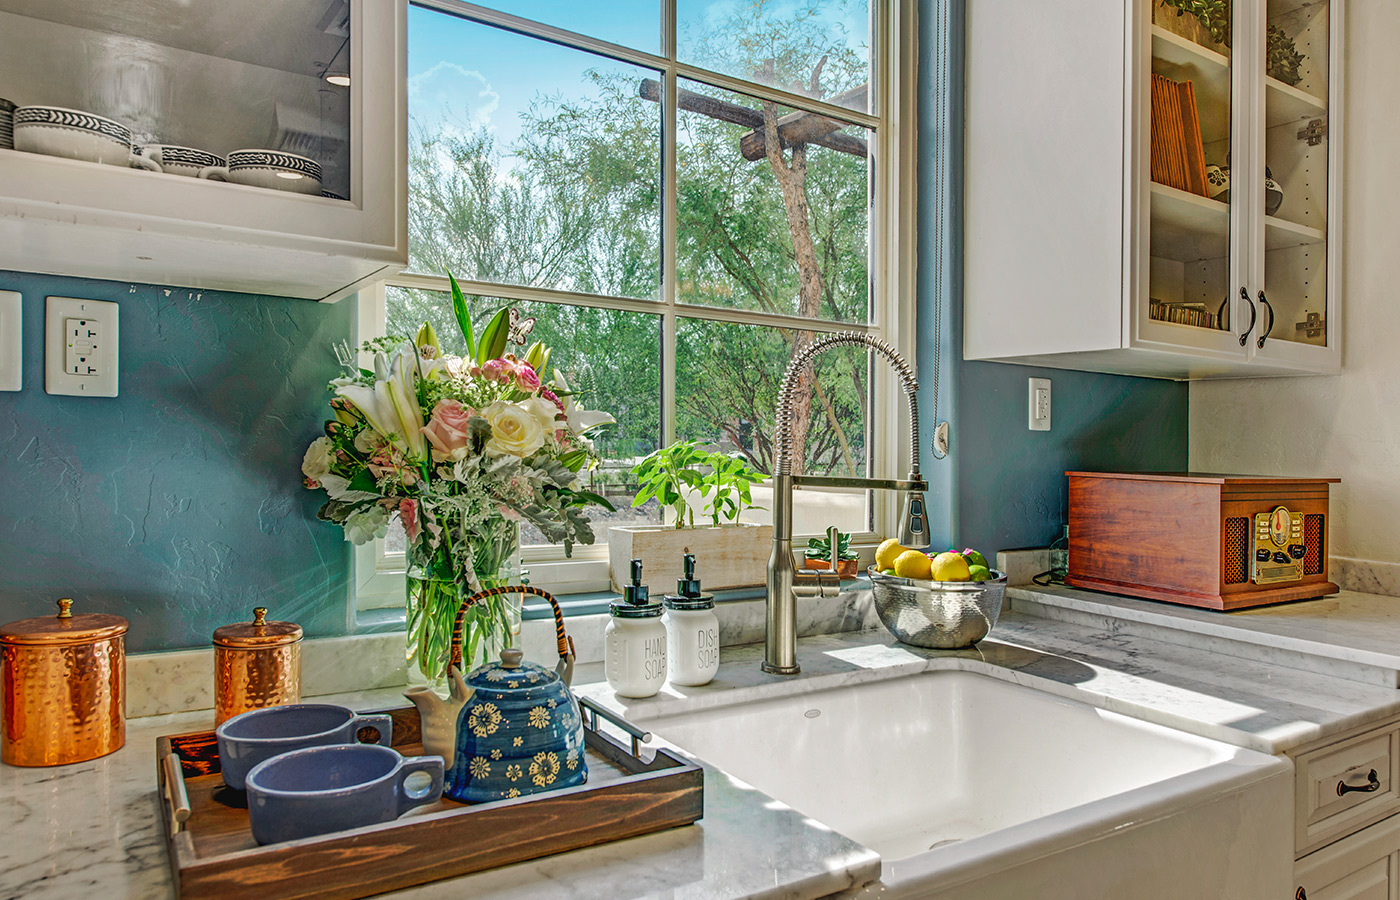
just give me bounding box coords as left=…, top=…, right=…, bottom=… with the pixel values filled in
left=0, top=99, right=14, bottom=150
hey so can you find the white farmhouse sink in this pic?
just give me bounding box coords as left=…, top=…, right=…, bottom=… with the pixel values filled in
left=638, top=668, right=1292, bottom=899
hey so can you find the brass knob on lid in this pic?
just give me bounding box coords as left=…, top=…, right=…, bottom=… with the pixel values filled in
left=501, top=648, right=524, bottom=669
left=252, top=607, right=268, bottom=626
left=57, top=598, right=73, bottom=619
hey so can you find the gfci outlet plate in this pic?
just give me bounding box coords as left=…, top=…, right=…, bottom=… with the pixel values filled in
left=46, top=296, right=118, bottom=397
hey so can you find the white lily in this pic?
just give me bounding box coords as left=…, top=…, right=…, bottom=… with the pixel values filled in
left=553, top=372, right=616, bottom=434
left=336, top=347, right=428, bottom=460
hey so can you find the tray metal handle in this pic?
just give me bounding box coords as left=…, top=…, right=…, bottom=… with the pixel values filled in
left=579, top=696, right=652, bottom=759
left=161, top=751, right=192, bottom=832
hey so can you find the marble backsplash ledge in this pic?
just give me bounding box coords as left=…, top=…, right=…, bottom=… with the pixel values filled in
left=1332, top=557, right=1400, bottom=598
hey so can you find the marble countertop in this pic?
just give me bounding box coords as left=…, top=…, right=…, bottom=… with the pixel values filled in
left=9, top=597, right=1400, bottom=900
left=1010, top=584, right=1400, bottom=688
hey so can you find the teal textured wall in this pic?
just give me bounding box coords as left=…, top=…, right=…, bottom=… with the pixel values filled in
left=917, top=0, right=1189, bottom=558
left=0, top=271, right=355, bottom=652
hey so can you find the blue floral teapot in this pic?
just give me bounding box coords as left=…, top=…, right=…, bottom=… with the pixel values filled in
left=405, top=586, right=587, bottom=802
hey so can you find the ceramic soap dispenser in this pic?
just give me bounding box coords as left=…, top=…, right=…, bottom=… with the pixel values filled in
left=663, top=553, right=719, bottom=686
left=605, top=559, right=667, bottom=698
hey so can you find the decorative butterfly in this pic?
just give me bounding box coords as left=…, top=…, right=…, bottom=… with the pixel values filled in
left=507, top=307, right=536, bottom=345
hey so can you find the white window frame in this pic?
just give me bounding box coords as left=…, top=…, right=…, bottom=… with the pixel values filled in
left=358, top=0, right=920, bottom=609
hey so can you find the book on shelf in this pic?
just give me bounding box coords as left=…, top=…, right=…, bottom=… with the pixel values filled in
left=1150, top=73, right=1210, bottom=197
left=1149, top=298, right=1220, bottom=329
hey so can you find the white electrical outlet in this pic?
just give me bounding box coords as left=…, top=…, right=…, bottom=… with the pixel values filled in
left=0, top=290, right=19, bottom=391
left=46, top=296, right=118, bottom=397
left=1029, top=377, right=1051, bottom=431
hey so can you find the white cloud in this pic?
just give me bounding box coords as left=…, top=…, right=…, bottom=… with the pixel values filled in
left=408, top=61, right=501, bottom=134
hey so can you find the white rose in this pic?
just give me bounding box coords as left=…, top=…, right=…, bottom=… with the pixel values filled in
left=302, top=437, right=333, bottom=483
left=343, top=504, right=390, bottom=545
left=521, top=396, right=561, bottom=434
left=482, top=401, right=546, bottom=458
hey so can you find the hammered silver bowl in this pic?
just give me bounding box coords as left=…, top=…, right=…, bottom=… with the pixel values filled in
left=868, top=567, right=1007, bottom=649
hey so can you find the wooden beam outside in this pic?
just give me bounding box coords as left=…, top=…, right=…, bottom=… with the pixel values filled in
left=638, top=79, right=868, bottom=160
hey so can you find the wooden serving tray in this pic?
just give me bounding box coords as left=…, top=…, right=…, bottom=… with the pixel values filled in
left=156, top=699, right=703, bottom=900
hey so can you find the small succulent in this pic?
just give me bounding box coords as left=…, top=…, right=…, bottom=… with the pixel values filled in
left=806, top=530, right=858, bottom=563
left=1267, top=24, right=1306, bottom=86
left=1162, top=0, right=1231, bottom=47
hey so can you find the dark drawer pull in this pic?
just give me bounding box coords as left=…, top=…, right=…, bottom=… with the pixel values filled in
left=1337, top=768, right=1381, bottom=796
left=1297, top=888, right=1306, bottom=900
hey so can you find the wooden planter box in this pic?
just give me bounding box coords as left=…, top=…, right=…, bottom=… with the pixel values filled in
left=609, top=523, right=771, bottom=593
left=802, top=556, right=859, bottom=580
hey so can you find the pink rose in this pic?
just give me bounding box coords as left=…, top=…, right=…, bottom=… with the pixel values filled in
left=514, top=363, right=541, bottom=393
left=481, top=358, right=511, bottom=383
left=399, top=499, right=420, bottom=543
left=421, top=399, right=476, bottom=462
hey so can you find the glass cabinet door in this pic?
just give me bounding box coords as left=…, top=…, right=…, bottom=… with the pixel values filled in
left=1257, top=0, right=1331, bottom=355
left=0, top=1, right=353, bottom=200
left=1143, top=0, right=1241, bottom=353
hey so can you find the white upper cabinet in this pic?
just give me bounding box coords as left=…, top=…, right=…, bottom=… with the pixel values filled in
left=0, top=0, right=407, bottom=301
left=964, top=0, right=1341, bottom=379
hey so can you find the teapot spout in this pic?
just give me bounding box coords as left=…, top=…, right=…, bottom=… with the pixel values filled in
left=404, top=666, right=473, bottom=769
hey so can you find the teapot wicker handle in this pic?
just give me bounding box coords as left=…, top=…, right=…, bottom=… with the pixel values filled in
left=449, top=585, right=574, bottom=670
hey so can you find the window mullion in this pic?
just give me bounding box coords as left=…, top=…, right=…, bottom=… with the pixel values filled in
left=661, top=0, right=678, bottom=454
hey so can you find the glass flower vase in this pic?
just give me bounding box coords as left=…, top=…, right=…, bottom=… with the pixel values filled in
left=404, top=518, right=522, bottom=690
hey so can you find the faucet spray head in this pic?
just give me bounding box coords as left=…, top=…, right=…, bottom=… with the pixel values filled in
left=898, top=490, right=931, bottom=550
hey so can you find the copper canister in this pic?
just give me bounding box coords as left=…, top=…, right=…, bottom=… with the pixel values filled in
left=213, top=608, right=302, bottom=725
left=0, top=598, right=128, bottom=767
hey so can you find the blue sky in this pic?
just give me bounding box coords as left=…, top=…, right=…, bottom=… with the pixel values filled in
left=406, top=1, right=868, bottom=156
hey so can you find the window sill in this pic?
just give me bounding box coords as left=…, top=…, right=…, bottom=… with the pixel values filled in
left=354, top=575, right=872, bottom=632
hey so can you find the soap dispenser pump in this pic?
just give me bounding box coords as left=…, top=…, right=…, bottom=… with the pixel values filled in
left=663, top=552, right=719, bottom=686
left=605, top=559, right=667, bottom=698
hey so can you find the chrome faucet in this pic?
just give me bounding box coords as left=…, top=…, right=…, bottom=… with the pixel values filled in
left=763, top=332, right=930, bottom=675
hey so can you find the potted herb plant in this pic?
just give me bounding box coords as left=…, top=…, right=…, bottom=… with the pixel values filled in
left=803, top=530, right=859, bottom=580
left=608, top=440, right=772, bottom=592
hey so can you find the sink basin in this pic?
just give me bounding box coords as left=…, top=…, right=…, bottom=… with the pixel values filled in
left=638, top=668, right=1292, bottom=898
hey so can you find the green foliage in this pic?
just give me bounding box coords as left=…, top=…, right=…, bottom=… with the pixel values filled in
left=631, top=440, right=766, bottom=529
left=1267, top=24, right=1306, bottom=87
left=1161, top=0, right=1231, bottom=46
left=475, top=306, right=511, bottom=365
left=447, top=273, right=475, bottom=359
left=400, top=2, right=871, bottom=477
left=806, top=530, right=858, bottom=562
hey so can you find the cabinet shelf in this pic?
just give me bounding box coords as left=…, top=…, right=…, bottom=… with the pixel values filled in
left=1151, top=26, right=1231, bottom=145
left=1267, top=77, right=1327, bottom=127
left=1150, top=182, right=1229, bottom=261
left=1265, top=214, right=1326, bottom=250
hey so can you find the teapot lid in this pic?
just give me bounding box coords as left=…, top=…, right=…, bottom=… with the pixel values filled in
left=466, top=647, right=560, bottom=690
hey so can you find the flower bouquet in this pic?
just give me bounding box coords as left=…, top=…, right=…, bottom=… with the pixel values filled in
left=303, top=275, right=615, bottom=683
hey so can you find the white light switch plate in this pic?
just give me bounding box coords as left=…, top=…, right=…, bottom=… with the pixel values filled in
left=0, top=290, right=19, bottom=391
left=1029, top=377, right=1051, bottom=431
left=46, top=296, right=118, bottom=397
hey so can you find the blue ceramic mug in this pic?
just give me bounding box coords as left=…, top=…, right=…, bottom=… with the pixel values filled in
left=245, top=744, right=444, bottom=844
left=216, top=703, right=393, bottom=791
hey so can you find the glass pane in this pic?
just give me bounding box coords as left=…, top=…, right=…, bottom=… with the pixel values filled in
left=406, top=6, right=662, bottom=299
left=675, top=318, right=871, bottom=536
left=676, top=0, right=872, bottom=114
left=1263, top=0, right=1329, bottom=348
left=676, top=78, right=871, bottom=323
left=0, top=0, right=352, bottom=198
left=385, top=286, right=664, bottom=546
left=1146, top=0, right=1234, bottom=335
left=467, top=1, right=661, bottom=53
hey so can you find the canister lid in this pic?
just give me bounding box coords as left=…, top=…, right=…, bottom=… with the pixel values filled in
left=213, top=607, right=303, bottom=648
left=0, top=598, right=129, bottom=646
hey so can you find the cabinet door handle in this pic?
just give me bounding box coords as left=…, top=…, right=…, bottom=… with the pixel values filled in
left=1238, top=287, right=1256, bottom=347
left=1256, top=291, right=1275, bottom=349
left=1337, top=768, right=1381, bottom=795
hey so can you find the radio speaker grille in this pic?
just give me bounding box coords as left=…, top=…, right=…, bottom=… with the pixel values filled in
left=1304, top=514, right=1324, bottom=576
left=1224, top=517, right=1249, bottom=584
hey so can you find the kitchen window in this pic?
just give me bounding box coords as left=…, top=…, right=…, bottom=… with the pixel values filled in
left=359, top=0, right=919, bottom=608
